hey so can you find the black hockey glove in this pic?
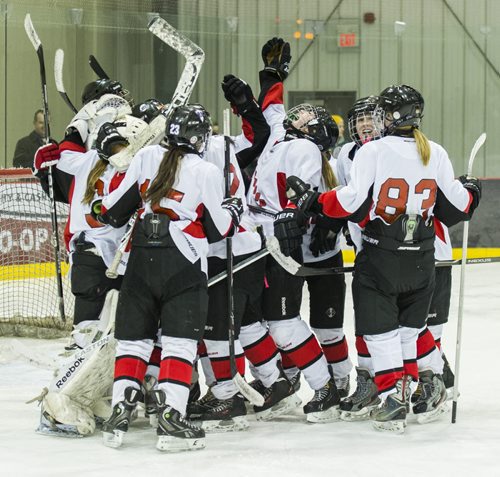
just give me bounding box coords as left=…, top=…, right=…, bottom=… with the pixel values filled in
left=261, top=37, right=291, bottom=81
left=458, top=175, right=482, bottom=212
left=342, top=224, right=355, bottom=248
left=222, top=196, right=244, bottom=230
left=273, top=207, right=307, bottom=257
left=286, top=176, right=322, bottom=216
left=221, top=74, right=257, bottom=116
left=96, top=122, right=129, bottom=161
left=309, top=214, right=343, bottom=257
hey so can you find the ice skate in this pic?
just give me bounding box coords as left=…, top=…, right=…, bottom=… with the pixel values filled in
left=303, top=377, right=341, bottom=423
left=442, top=354, right=455, bottom=400
left=371, top=377, right=411, bottom=434
left=143, top=375, right=159, bottom=427
left=412, top=369, right=448, bottom=424
left=102, top=387, right=143, bottom=448
left=193, top=393, right=249, bottom=433
left=336, top=375, right=350, bottom=399
left=187, top=387, right=216, bottom=419
left=289, top=371, right=301, bottom=393
left=36, top=411, right=85, bottom=438
left=153, top=390, right=205, bottom=452
left=253, top=371, right=301, bottom=421
left=340, top=368, right=380, bottom=421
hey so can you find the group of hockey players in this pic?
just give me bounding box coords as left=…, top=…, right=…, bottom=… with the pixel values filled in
left=31, top=35, right=481, bottom=451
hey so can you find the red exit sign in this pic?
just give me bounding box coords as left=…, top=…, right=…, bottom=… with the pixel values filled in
left=338, top=32, right=358, bottom=47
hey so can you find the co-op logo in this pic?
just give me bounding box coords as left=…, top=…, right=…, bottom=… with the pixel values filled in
left=0, top=228, right=49, bottom=253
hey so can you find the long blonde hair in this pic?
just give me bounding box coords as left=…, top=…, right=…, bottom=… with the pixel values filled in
left=414, top=128, right=431, bottom=166
left=83, top=159, right=108, bottom=205
left=321, top=151, right=338, bottom=190
left=143, top=147, right=185, bottom=205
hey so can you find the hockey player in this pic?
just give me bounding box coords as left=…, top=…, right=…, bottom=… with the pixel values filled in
left=280, top=84, right=481, bottom=433
left=248, top=38, right=342, bottom=423
left=97, top=104, right=244, bottom=452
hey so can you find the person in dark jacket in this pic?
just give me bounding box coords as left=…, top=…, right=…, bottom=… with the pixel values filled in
left=13, top=109, right=47, bottom=168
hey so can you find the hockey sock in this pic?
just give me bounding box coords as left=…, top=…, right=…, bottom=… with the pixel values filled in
left=400, top=327, right=419, bottom=392
left=355, top=335, right=374, bottom=376
left=145, top=331, right=162, bottom=380
left=313, top=327, right=353, bottom=382
left=364, top=330, right=404, bottom=400
left=198, top=340, right=216, bottom=387
left=158, top=336, right=198, bottom=415
left=113, top=339, right=153, bottom=406
left=428, top=324, right=444, bottom=352
left=240, top=322, right=280, bottom=388
left=203, top=339, right=245, bottom=400
left=268, top=317, right=330, bottom=390
left=416, top=327, right=444, bottom=375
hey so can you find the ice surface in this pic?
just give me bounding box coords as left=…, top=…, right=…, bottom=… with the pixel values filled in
left=1, top=264, right=499, bottom=477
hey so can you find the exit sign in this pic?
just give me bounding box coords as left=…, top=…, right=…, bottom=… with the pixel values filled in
left=338, top=32, right=358, bottom=47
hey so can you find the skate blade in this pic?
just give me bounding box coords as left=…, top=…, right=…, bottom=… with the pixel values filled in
left=372, top=419, right=406, bottom=434
left=340, top=404, right=379, bottom=422
left=415, top=402, right=449, bottom=424
left=102, top=430, right=125, bottom=448
left=201, top=415, right=249, bottom=433
left=156, top=435, right=206, bottom=452
left=36, top=422, right=84, bottom=438
left=148, top=414, right=159, bottom=428
left=306, top=405, right=341, bottom=423
left=255, top=394, right=302, bottom=421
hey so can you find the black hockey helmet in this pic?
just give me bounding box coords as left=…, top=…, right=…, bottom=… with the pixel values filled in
left=347, top=96, right=384, bottom=146
left=81, top=78, right=134, bottom=106
left=378, top=85, right=424, bottom=135
left=283, top=104, right=339, bottom=152
left=131, top=98, right=163, bottom=124
left=164, top=104, right=212, bottom=156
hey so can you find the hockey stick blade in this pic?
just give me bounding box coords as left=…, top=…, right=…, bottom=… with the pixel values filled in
left=233, top=374, right=265, bottom=407
left=88, top=54, right=110, bottom=79
left=24, top=14, right=41, bottom=51
left=467, top=133, right=486, bottom=175
left=54, top=49, right=78, bottom=113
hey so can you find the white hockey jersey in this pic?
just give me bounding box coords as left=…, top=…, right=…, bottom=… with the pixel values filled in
left=56, top=149, right=127, bottom=269
left=102, top=145, right=234, bottom=274
left=319, top=135, right=472, bottom=240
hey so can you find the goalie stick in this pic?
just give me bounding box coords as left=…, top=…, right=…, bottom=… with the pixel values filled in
left=108, top=16, right=205, bottom=172
left=24, top=14, right=66, bottom=323
left=54, top=49, right=78, bottom=113
left=452, top=132, right=487, bottom=424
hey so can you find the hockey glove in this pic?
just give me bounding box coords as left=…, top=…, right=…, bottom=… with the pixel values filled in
left=286, top=176, right=322, bottom=216
left=222, top=196, right=244, bottom=231
left=309, top=214, right=343, bottom=257
left=261, top=37, right=291, bottom=81
left=221, top=74, right=257, bottom=116
left=96, top=122, right=129, bottom=161
left=33, top=142, right=60, bottom=175
left=273, top=207, right=307, bottom=257
left=342, top=224, right=355, bottom=248
left=458, top=175, right=482, bottom=212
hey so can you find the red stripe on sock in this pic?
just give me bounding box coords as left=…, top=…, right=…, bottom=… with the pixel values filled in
left=403, top=361, right=418, bottom=381
left=374, top=368, right=404, bottom=394
left=149, top=346, right=161, bottom=367
left=114, top=356, right=148, bottom=382
left=435, top=338, right=441, bottom=350
left=280, top=351, right=295, bottom=370
left=322, top=336, right=349, bottom=364
left=284, top=334, right=323, bottom=370
left=159, top=357, right=193, bottom=387
left=355, top=335, right=370, bottom=357
left=416, top=328, right=436, bottom=359
left=244, top=333, right=278, bottom=366
left=210, top=354, right=245, bottom=381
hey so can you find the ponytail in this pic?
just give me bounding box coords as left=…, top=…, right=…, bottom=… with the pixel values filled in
left=82, top=158, right=108, bottom=205
left=143, top=147, right=185, bottom=205
left=321, top=151, right=338, bottom=190
left=414, top=128, right=431, bottom=166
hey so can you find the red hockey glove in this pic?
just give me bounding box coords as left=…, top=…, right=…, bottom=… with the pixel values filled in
left=33, top=142, right=60, bottom=174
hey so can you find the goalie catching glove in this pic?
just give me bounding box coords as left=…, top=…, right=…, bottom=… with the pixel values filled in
left=261, top=37, right=291, bottom=81
left=273, top=207, right=307, bottom=257
left=33, top=142, right=60, bottom=175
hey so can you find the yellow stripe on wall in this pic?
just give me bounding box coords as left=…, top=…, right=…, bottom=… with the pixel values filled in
left=0, top=262, right=70, bottom=281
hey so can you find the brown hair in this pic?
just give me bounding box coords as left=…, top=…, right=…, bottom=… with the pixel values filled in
left=321, top=151, right=338, bottom=190
left=82, top=158, right=108, bottom=205
left=143, top=147, right=185, bottom=205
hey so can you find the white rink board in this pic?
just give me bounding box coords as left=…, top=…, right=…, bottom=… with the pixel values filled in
left=0, top=264, right=499, bottom=477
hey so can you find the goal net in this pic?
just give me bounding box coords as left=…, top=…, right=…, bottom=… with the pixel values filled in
left=0, top=169, right=74, bottom=337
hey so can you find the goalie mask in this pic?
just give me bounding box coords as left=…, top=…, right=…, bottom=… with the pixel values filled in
left=113, top=114, right=148, bottom=142
left=132, top=98, right=164, bottom=124
left=81, top=79, right=134, bottom=107
left=164, top=104, right=212, bottom=156
left=347, top=96, right=384, bottom=147
left=379, top=85, right=424, bottom=135
left=283, top=104, right=338, bottom=152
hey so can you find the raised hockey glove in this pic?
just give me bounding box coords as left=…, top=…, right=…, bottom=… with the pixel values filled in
left=33, top=142, right=60, bottom=175
left=309, top=214, right=343, bottom=257
left=261, top=37, right=291, bottom=81
left=221, top=74, right=257, bottom=116
left=273, top=207, right=307, bottom=257
left=222, top=196, right=244, bottom=230
left=286, top=176, right=322, bottom=216
left=96, top=122, right=129, bottom=161
left=458, top=175, right=482, bottom=212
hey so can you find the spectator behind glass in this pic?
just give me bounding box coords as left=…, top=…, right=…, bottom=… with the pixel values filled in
left=12, top=109, right=49, bottom=168
left=331, top=114, right=346, bottom=160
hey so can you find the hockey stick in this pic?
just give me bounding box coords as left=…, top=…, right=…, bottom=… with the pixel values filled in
left=88, top=54, right=110, bottom=79
left=452, top=132, right=486, bottom=424
left=24, top=14, right=66, bottom=323
left=54, top=49, right=78, bottom=113
left=108, top=16, right=205, bottom=172
left=223, top=110, right=264, bottom=407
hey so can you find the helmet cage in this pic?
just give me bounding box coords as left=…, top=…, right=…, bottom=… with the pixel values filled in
left=347, top=96, right=384, bottom=147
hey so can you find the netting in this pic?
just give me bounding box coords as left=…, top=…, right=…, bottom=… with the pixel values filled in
left=0, top=169, right=74, bottom=337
